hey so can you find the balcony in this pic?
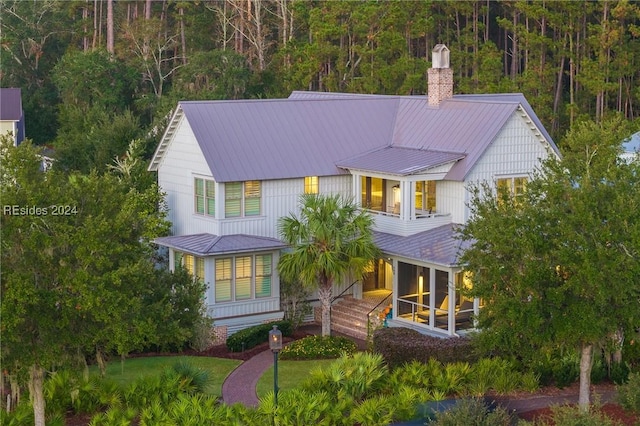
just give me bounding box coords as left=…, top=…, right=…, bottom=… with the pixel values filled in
left=364, top=206, right=452, bottom=237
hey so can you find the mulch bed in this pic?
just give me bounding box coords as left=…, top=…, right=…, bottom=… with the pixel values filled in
left=518, top=403, right=639, bottom=425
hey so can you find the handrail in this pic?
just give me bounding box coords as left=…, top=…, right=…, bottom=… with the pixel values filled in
left=366, top=292, right=393, bottom=341
left=366, top=292, right=393, bottom=319
left=330, top=280, right=359, bottom=305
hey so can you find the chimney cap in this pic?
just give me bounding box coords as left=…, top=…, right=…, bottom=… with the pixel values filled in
left=431, top=44, right=450, bottom=69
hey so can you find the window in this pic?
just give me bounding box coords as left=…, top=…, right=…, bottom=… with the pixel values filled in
left=225, top=181, right=261, bottom=217
left=176, top=252, right=204, bottom=282
left=215, top=258, right=232, bottom=302
left=195, top=178, right=215, bottom=216
left=361, top=176, right=386, bottom=211
left=496, top=176, right=528, bottom=198
left=214, top=254, right=273, bottom=302
left=304, top=176, right=319, bottom=194
left=416, top=181, right=436, bottom=212
left=255, top=254, right=272, bottom=297
left=235, top=256, right=252, bottom=300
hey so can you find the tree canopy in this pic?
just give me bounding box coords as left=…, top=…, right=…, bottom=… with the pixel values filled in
left=0, top=137, right=207, bottom=424
left=1, top=0, right=638, bottom=146
left=459, top=116, right=640, bottom=409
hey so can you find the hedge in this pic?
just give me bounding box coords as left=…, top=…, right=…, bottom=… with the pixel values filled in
left=372, top=327, right=477, bottom=369
left=226, top=320, right=292, bottom=352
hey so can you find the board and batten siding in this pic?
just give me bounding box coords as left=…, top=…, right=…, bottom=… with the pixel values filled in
left=463, top=111, right=553, bottom=221
left=157, top=117, right=212, bottom=236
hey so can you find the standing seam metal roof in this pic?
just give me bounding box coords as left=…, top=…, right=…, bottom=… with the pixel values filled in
left=154, top=233, right=287, bottom=256
left=156, top=91, right=557, bottom=183
left=373, top=225, right=471, bottom=267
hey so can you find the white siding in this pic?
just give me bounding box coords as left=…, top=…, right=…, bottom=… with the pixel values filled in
left=464, top=111, right=554, bottom=221
left=436, top=180, right=466, bottom=224
left=157, top=118, right=213, bottom=236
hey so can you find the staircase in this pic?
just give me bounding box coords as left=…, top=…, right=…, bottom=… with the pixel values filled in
left=330, top=291, right=392, bottom=341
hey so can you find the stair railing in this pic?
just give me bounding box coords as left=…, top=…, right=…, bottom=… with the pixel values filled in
left=366, top=292, right=393, bottom=342
left=330, top=280, right=359, bottom=305
left=329, top=280, right=359, bottom=323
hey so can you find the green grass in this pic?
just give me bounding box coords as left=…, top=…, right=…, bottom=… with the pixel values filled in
left=256, top=359, right=335, bottom=398
left=89, top=356, right=241, bottom=397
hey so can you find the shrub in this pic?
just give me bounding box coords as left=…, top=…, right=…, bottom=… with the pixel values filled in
left=429, top=398, right=514, bottom=426
left=280, top=335, right=357, bottom=360
left=372, top=327, right=476, bottom=369
left=302, top=352, right=388, bottom=401
left=226, top=320, right=292, bottom=352
left=617, top=371, right=640, bottom=412
left=609, top=361, right=630, bottom=385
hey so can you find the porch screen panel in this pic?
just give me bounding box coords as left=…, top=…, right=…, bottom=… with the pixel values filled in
left=370, top=177, right=384, bottom=211
left=235, top=256, right=252, bottom=300
left=255, top=254, right=272, bottom=298
left=244, top=181, right=261, bottom=216
left=397, top=262, right=417, bottom=316
left=215, top=258, right=232, bottom=302
left=225, top=182, right=242, bottom=217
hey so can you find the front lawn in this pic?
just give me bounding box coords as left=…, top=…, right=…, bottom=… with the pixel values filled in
left=255, top=359, right=335, bottom=398
left=89, top=356, right=241, bottom=397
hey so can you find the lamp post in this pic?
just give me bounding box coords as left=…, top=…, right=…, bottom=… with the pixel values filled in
left=268, top=325, right=282, bottom=409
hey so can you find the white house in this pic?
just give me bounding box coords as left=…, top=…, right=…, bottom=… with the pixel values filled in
left=149, top=45, right=560, bottom=341
left=0, top=88, right=25, bottom=146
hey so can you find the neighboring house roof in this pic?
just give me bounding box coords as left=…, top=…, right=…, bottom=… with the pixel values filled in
left=154, top=233, right=287, bottom=256
left=623, top=131, right=640, bottom=152
left=150, top=91, right=558, bottom=182
left=374, top=224, right=470, bottom=267
left=0, top=88, right=23, bottom=121
left=0, top=88, right=25, bottom=145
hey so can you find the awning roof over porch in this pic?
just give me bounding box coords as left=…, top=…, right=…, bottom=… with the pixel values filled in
left=336, top=146, right=466, bottom=176
left=373, top=224, right=470, bottom=267
left=154, top=233, right=287, bottom=256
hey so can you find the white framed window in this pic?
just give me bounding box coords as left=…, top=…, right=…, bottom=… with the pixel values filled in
left=304, top=176, right=319, bottom=194
left=225, top=181, right=261, bottom=218
left=176, top=251, right=204, bottom=282
left=214, top=254, right=272, bottom=302
left=195, top=177, right=215, bottom=216
left=496, top=176, right=528, bottom=197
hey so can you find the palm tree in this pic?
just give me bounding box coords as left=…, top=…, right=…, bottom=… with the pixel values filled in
left=278, top=194, right=380, bottom=336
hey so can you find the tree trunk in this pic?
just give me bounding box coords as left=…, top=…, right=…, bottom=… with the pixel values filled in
left=578, top=343, right=593, bottom=411
left=106, top=0, right=114, bottom=53
left=318, top=283, right=332, bottom=337
left=29, top=365, right=46, bottom=426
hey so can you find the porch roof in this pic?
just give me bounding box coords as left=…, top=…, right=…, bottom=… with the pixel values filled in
left=336, top=146, right=466, bottom=176
left=373, top=224, right=470, bottom=267
left=154, top=233, right=286, bottom=256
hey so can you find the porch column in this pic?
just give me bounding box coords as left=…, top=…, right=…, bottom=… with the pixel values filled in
left=391, top=259, right=398, bottom=319
left=447, top=271, right=456, bottom=336
left=401, top=181, right=411, bottom=220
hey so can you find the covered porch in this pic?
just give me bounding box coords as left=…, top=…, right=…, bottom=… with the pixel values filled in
left=372, top=224, right=480, bottom=336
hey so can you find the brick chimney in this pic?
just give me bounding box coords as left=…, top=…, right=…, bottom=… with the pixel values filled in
left=427, top=44, right=453, bottom=106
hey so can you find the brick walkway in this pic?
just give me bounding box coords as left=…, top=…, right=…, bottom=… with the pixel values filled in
left=222, top=349, right=275, bottom=407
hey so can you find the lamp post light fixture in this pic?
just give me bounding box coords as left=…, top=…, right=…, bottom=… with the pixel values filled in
left=268, top=325, right=283, bottom=409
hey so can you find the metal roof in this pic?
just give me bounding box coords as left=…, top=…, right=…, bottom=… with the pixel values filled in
left=154, top=233, right=287, bottom=256
left=0, top=88, right=23, bottom=121
left=180, top=98, right=397, bottom=182
left=337, top=146, right=465, bottom=176
left=152, top=91, right=558, bottom=182
left=374, top=224, right=471, bottom=267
